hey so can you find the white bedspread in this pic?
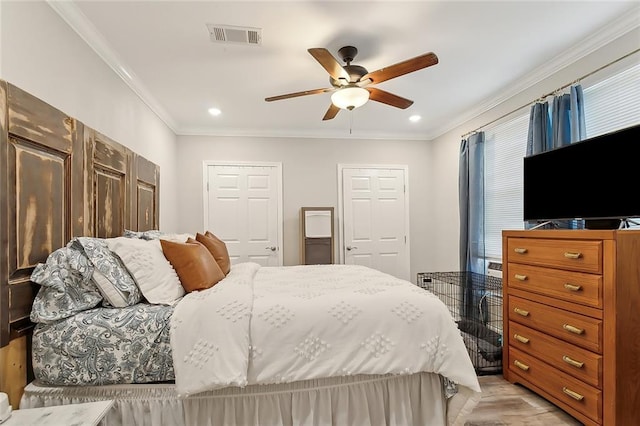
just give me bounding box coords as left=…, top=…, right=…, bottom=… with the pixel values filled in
left=170, top=262, right=258, bottom=394
left=171, top=263, right=481, bottom=423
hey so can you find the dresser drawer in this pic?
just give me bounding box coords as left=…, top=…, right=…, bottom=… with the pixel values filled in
left=509, top=347, right=602, bottom=423
left=507, top=263, right=602, bottom=309
left=509, top=321, right=602, bottom=388
left=508, top=295, right=602, bottom=353
left=507, top=238, right=602, bottom=273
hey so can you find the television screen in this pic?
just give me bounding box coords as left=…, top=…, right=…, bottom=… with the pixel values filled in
left=523, top=124, right=640, bottom=222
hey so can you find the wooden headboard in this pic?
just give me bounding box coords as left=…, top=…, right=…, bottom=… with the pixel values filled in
left=0, top=80, right=160, bottom=407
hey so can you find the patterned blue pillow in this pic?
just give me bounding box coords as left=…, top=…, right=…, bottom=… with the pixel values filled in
left=71, top=237, right=141, bottom=308
left=30, top=246, right=102, bottom=323
left=123, top=229, right=164, bottom=240
left=123, top=229, right=145, bottom=239
left=123, top=229, right=193, bottom=242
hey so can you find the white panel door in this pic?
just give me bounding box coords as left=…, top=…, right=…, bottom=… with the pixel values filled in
left=341, top=167, right=409, bottom=280
left=205, top=163, right=282, bottom=266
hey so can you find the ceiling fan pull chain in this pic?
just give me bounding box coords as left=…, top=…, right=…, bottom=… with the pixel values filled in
left=349, top=110, right=353, bottom=134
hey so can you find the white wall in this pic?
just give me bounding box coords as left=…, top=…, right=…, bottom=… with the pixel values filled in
left=0, top=1, right=179, bottom=231
left=427, top=28, right=640, bottom=272
left=176, top=135, right=435, bottom=280
left=3, top=1, right=635, bottom=275
left=177, top=29, right=639, bottom=278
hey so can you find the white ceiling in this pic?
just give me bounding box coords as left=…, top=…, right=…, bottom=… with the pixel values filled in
left=52, top=1, right=639, bottom=140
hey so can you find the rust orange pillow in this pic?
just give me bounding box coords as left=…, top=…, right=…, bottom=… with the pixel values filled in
left=160, top=238, right=225, bottom=292
left=196, top=231, right=231, bottom=275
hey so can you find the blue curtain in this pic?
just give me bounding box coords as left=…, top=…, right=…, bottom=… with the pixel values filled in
left=528, top=84, right=586, bottom=156
left=552, top=85, right=587, bottom=148
left=459, top=139, right=470, bottom=270
left=459, top=133, right=485, bottom=323
left=526, top=102, right=551, bottom=156
left=570, top=85, right=587, bottom=143
left=459, top=132, right=485, bottom=273
left=526, top=84, right=586, bottom=228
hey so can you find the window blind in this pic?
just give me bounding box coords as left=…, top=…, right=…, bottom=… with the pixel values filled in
left=483, top=113, right=529, bottom=260
left=478, top=59, right=640, bottom=264
left=584, top=62, right=640, bottom=228
left=584, top=62, right=640, bottom=137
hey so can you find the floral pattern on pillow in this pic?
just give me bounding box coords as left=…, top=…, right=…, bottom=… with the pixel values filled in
left=123, top=229, right=192, bottom=242
left=30, top=246, right=102, bottom=324
left=32, top=304, right=175, bottom=385
left=123, top=229, right=163, bottom=240
left=123, top=229, right=144, bottom=239
left=70, top=237, right=141, bottom=307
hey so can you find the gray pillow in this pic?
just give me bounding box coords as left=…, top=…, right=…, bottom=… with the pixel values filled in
left=123, top=229, right=191, bottom=242
left=123, top=229, right=163, bottom=240
left=30, top=246, right=102, bottom=323
left=71, top=237, right=141, bottom=308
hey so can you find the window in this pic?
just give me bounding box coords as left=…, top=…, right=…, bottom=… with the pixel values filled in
left=481, top=60, right=640, bottom=264
left=483, top=113, right=529, bottom=263
left=584, top=62, right=640, bottom=138
left=584, top=62, right=640, bottom=228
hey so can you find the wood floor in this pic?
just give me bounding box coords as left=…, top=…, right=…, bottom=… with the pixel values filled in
left=464, top=375, right=583, bottom=426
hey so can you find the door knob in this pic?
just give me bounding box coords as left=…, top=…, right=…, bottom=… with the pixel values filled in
left=265, top=246, right=277, bottom=251
left=346, top=246, right=358, bottom=251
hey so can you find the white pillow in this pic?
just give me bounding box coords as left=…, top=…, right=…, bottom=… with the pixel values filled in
left=106, top=237, right=184, bottom=305
left=93, top=269, right=129, bottom=307
left=160, top=233, right=193, bottom=243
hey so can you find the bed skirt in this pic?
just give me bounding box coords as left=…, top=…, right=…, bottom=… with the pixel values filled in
left=20, top=372, right=473, bottom=426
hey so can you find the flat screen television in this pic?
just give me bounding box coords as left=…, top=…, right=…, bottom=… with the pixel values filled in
left=523, top=123, right=640, bottom=227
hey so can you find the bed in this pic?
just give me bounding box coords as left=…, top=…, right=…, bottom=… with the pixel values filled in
left=20, top=233, right=480, bottom=425
left=0, top=80, right=480, bottom=425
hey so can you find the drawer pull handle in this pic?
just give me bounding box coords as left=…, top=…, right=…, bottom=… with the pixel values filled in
left=514, top=248, right=528, bottom=254
left=514, top=334, right=530, bottom=344
left=514, top=360, right=530, bottom=371
left=564, top=283, right=582, bottom=292
left=514, top=274, right=528, bottom=281
left=514, top=307, right=530, bottom=317
left=564, top=251, right=582, bottom=259
left=562, top=387, right=584, bottom=401
left=563, top=324, right=584, bottom=335
left=562, top=355, right=585, bottom=369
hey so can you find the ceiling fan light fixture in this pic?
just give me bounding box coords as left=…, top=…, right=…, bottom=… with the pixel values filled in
left=331, top=86, right=369, bottom=110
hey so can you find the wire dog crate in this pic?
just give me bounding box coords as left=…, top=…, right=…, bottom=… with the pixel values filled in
left=417, top=271, right=503, bottom=375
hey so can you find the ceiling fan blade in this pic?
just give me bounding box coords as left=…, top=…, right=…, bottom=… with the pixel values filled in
left=265, top=87, right=333, bottom=102
left=322, top=104, right=340, bottom=121
left=361, top=52, right=438, bottom=84
left=308, top=48, right=350, bottom=81
left=367, top=87, right=414, bottom=109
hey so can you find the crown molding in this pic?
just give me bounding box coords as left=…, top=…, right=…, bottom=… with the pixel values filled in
left=48, top=1, right=637, bottom=141
left=46, top=0, right=178, bottom=133
left=427, top=5, right=640, bottom=140
left=178, top=126, right=429, bottom=141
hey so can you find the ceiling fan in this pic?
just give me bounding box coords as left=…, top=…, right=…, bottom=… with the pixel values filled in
left=265, top=46, right=438, bottom=121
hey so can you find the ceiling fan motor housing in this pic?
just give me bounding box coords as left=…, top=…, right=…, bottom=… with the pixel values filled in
left=330, top=65, right=368, bottom=87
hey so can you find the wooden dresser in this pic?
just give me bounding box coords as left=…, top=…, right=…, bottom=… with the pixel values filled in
left=502, top=229, right=640, bottom=426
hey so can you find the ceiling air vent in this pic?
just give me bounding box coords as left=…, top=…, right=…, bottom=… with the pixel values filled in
left=206, top=24, right=262, bottom=46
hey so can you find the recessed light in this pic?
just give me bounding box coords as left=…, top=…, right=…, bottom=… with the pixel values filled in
left=208, top=108, right=222, bottom=116
left=409, top=115, right=421, bottom=122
